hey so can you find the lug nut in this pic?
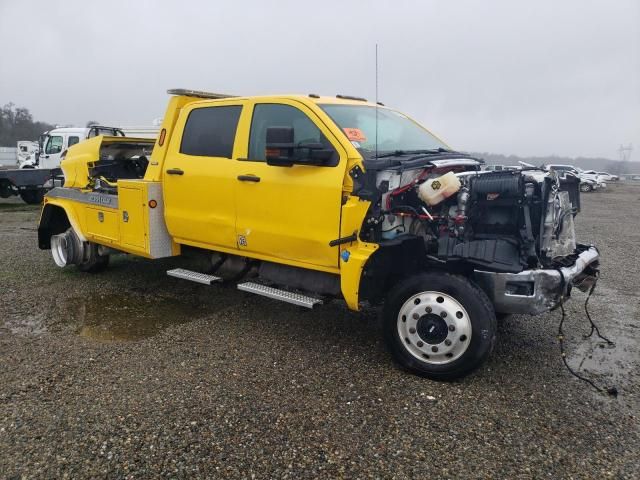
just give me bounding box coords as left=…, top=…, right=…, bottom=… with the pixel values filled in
left=431, top=346, right=439, bottom=353
left=409, top=327, right=416, bottom=334
left=444, top=339, right=452, bottom=346
left=417, top=341, right=424, bottom=347
left=413, top=313, right=420, bottom=320
left=425, top=306, right=432, bottom=313
left=440, top=311, right=447, bottom=318
left=448, top=325, right=455, bottom=332
left=460, top=335, right=467, bottom=342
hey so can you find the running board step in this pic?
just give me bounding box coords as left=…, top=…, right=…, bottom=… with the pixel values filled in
left=167, top=268, right=222, bottom=285
left=237, top=282, right=323, bottom=309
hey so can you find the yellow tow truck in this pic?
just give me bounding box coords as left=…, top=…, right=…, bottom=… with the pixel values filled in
left=38, top=89, right=599, bottom=379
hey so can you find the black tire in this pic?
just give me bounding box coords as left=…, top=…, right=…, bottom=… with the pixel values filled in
left=19, top=189, right=45, bottom=204
left=383, top=272, right=497, bottom=380
left=77, top=242, right=110, bottom=273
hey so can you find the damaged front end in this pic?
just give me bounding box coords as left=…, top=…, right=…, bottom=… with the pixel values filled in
left=473, top=244, right=599, bottom=314
left=356, top=155, right=599, bottom=314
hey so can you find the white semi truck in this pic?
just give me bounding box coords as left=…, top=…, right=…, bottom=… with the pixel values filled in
left=2, top=125, right=158, bottom=204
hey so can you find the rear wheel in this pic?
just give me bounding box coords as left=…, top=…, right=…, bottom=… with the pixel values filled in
left=0, top=180, right=13, bottom=198
left=50, top=228, right=110, bottom=273
left=77, top=242, right=110, bottom=273
left=383, top=272, right=497, bottom=380
left=579, top=183, right=593, bottom=192
left=19, top=189, right=45, bottom=204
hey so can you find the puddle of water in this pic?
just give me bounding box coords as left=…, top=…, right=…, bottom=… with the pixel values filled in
left=60, top=292, right=212, bottom=342
left=566, top=285, right=640, bottom=391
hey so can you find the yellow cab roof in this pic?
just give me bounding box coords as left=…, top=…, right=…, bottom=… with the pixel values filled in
left=167, top=89, right=381, bottom=108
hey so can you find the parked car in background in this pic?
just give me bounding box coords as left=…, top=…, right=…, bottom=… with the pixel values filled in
left=484, top=164, right=521, bottom=171
left=575, top=168, right=607, bottom=189
left=593, top=171, right=619, bottom=182
left=544, top=164, right=605, bottom=192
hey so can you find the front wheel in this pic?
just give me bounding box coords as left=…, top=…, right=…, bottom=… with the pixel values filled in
left=579, top=183, right=593, bottom=192
left=383, top=272, right=497, bottom=380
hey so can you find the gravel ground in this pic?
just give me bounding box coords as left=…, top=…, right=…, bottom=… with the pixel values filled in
left=0, top=185, right=638, bottom=478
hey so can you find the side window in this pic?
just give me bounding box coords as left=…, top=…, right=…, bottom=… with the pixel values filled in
left=68, top=136, right=80, bottom=147
left=45, top=136, right=63, bottom=154
left=248, top=104, right=336, bottom=165
left=180, top=106, right=242, bottom=158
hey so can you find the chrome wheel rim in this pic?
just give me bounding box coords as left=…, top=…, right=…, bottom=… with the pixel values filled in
left=397, top=291, right=472, bottom=365
left=50, top=234, right=68, bottom=267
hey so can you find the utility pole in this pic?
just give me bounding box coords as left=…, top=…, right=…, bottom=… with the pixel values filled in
left=618, top=144, right=633, bottom=162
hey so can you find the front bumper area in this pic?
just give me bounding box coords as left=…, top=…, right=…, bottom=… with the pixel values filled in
left=473, top=245, right=600, bottom=315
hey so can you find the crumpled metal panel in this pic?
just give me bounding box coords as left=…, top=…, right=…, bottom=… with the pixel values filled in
left=473, top=246, right=599, bottom=314
left=549, top=191, right=577, bottom=259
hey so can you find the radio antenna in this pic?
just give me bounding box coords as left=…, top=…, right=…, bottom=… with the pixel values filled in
left=375, top=43, right=379, bottom=159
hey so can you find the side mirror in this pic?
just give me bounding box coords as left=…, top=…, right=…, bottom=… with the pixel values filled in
left=266, top=127, right=295, bottom=167
left=305, top=145, right=334, bottom=164
left=265, top=127, right=335, bottom=167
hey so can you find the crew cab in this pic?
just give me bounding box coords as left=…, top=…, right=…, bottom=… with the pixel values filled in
left=37, top=89, right=600, bottom=380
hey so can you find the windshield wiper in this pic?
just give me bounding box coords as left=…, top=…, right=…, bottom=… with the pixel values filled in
left=374, top=150, right=411, bottom=158
left=374, top=148, right=454, bottom=159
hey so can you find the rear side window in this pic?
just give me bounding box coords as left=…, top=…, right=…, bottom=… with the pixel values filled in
left=68, top=136, right=80, bottom=147
left=180, top=106, right=242, bottom=158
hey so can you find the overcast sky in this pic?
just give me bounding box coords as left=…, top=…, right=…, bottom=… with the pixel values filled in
left=1, top=0, right=638, bottom=159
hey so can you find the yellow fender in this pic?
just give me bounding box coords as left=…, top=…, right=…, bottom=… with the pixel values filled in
left=338, top=196, right=379, bottom=310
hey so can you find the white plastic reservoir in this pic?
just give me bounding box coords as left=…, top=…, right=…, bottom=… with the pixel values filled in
left=418, top=171, right=461, bottom=206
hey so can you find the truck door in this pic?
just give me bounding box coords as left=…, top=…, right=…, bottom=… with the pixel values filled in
left=163, top=101, right=244, bottom=250
left=234, top=101, right=347, bottom=270
left=40, top=134, right=64, bottom=169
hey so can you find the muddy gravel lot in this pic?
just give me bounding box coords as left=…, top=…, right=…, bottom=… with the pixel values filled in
left=1, top=184, right=639, bottom=478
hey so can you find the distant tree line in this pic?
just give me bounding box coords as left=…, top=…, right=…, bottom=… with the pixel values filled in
left=0, top=103, right=55, bottom=147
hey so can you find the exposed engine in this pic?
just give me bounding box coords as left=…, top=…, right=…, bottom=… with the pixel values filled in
left=89, top=142, right=152, bottom=192
left=361, top=160, right=580, bottom=273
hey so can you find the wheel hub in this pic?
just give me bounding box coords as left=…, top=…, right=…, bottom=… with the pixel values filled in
left=397, top=291, right=472, bottom=365
left=416, top=314, right=449, bottom=344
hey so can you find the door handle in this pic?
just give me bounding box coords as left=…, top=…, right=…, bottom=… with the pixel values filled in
left=166, top=168, right=184, bottom=175
left=237, top=174, right=260, bottom=183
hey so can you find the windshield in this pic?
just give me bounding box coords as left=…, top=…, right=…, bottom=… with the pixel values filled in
left=320, top=104, right=447, bottom=159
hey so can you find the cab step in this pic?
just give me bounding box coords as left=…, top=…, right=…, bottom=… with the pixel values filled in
left=167, top=268, right=222, bottom=285
left=237, top=282, right=323, bottom=309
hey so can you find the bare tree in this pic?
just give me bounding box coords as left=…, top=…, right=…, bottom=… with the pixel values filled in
left=0, top=103, right=55, bottom=146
